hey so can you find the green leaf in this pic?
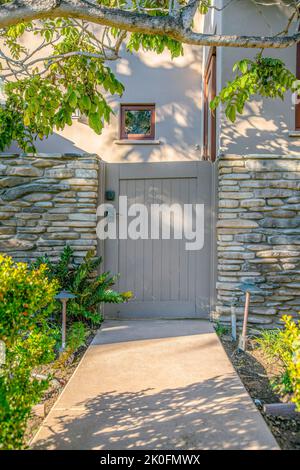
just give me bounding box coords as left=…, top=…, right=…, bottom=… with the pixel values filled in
left=80, top=95, right=91, bottom=111
left=88, top=113, right=102, bottom=135
left=225, top=104, right=236, bottom=123
left=23, top=112, right=30, bottom=127
left=238, top=59, right=249, bottom=74
left=68, top=91, right=77, bottom=108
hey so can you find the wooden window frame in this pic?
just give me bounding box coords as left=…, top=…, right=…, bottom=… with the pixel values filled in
left=203, top=47, right=216, bottom=162
left=296, top=40, right=300, bottom=130
left=120, top=104, right=155, bottom=140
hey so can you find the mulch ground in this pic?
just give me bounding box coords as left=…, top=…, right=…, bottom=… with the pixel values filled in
left=220, top=334, right=300, bottom=450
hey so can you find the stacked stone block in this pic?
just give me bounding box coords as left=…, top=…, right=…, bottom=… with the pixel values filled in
left=0, top=153, right=100, bottom=264
left=217, top=154, right=300, bottom=327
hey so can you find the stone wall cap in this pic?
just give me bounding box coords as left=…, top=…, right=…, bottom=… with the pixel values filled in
left=0, top=153, right=20, bottom=158
left=0, top=152, right=102, bottom=160
left=61, top=153, right=102, bottom=160
left=219, top=153, right=300, bottom=161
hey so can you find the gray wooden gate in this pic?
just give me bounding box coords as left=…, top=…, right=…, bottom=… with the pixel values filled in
left=103, top=161, right=212, bottom=319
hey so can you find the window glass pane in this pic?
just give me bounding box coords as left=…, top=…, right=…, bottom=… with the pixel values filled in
left=125, top=110, right=151, bottom=135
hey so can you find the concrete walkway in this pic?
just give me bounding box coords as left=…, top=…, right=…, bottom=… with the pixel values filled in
left=32, top=320, right=278, bottom=450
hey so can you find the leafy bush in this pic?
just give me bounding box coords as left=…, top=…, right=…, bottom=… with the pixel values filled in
left=0, top=255, right=58, bottom=449
left=67, top=321, right=88, bottom=352
left=257, top=315, right=300, bottom=410
left=33, top=246, right=133, bottom=324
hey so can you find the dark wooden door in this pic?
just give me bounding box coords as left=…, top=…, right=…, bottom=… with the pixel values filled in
left=203, top=48, right=216, bottom=162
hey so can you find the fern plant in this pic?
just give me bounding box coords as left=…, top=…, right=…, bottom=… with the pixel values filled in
left=33, top=247, right=133, bottom=324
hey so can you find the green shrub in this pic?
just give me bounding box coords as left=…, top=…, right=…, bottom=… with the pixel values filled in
left=34, top=246, right=133, bottom=324
left=67, top=321, right=88, bottom=353
left=257, top=315, right=300, bottom=410
left=0, top=255, right=58, bottom=450
left=54, top=321, right=89, bottom=368
left=214, top=321, right=229, bottom=337
left=280, top=315, right=300, bottom=411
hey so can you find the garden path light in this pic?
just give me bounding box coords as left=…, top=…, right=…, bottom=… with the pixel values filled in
left=55, top=290, right=76, bottom=351
left=238, top=281, right=264, bottom=352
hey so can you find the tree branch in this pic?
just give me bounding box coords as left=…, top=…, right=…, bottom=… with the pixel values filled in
left=0, top=15, right=127, bottom=81
left=180, top=0, right=200, bottom=29
left=0, top=0, right=299, bottom=48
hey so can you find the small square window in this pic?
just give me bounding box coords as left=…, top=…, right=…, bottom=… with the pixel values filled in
left=120, top=104, right=155, bottom=140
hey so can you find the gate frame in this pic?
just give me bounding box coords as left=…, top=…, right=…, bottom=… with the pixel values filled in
left=102, top=160, right=215, bottom=320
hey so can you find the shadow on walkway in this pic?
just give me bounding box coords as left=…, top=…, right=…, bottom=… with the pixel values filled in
left=33, top=373, right=278, bottom=450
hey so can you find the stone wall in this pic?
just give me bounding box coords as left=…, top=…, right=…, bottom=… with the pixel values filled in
left=216, top=154, right=300, bottom=327
left=0, top=153, right=100, bottom=263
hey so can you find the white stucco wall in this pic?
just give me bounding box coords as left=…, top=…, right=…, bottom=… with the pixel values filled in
left=203, top=0, right=300, bottom=156
left=4, top=3, right=299, bottom=159
left=7, top=40, right=203, bottom=163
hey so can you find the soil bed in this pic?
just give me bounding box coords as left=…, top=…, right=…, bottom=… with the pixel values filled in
left=220, top=334, right=300, bottom=450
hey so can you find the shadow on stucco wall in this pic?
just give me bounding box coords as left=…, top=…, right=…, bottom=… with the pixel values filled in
left=5, top=44, right=204, bottom=163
